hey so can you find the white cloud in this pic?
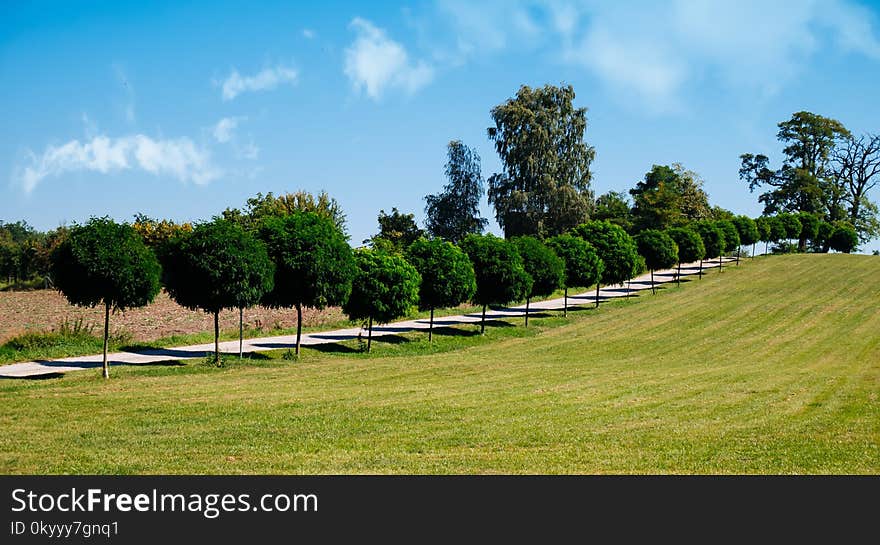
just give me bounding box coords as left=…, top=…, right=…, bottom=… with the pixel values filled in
left=344, top=17, right=434, bottom=99
left=219, top=65, right=298, bottom=101
left=212, top=116, right=245, bottom=143
left=302, top=28, right=316, bottom=39
left=17, top=134, right=220, bottom=193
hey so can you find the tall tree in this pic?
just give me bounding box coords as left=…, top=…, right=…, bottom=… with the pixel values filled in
left=424, top=140, right=488, bottom=243
left=406, top=238, right=476, bottom=341
left=343, top=249, right=421, bottom=352
left=259, top=211, right=355, bottom=356
left=161, top=219, right=275, bottom=365
left=546, top=234, right=603, bottom=314
left=740, top=111, right=851, bottom=217
left=50, top=218, right=162, bottom=378
left=594, top=191, right=633, bottom=232
left=367, top=208, right=424, bottom=252
left=460, top=234, right=532, bottom=334
left=511, top=236, right=564, bottom=326
left=630, top=164, right=712, bottom=232
left=487, top=84, right=595, bottom=238
left=831, top=133, right=880, bottom=243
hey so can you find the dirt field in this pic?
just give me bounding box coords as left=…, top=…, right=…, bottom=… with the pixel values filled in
left=0, top=289, right=343, bottom=344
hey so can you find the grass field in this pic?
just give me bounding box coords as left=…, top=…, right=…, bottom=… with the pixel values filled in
left=0, top=254, right=877, bottom=474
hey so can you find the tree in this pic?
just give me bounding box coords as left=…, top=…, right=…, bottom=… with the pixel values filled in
left=222, top=190, right=348, bottom=236
left=740, top=111, right=851, bottom=216
left=635, top=230, right=678, bottom=294
left=629, top=164, right=711, bottom=232
left=731, top=216, right=759, bottom=260
left=777, top=213, right=803, bottom=248
left=692, top=220, right=724, bottom=278
left=161, top=219, right=274, bottom=365
left=546, top=234, right=603, bottom=314
left=367, top=208, right=424, bottom=252
left=405, top=238, right=476, bottom=341
left=487, top=84, right=595, bottom=238
left=259, top=212, right=355, bottom=356
left=594, top=191, right=633, bottom=232
left=511, top=236, right=564, bottom=326
left=132, top=214, right=193, bottom=248
left=460, top=234, right=532, bottom=334
left=571, top=220, right=641, bottom=300
left=665, top=227, right=705, bottom=286
left=829, top=223, right=859, bottom=253
left=831, top=133, right=880, bottom=242
left=796, top=212, right=820, bottom=252
left=815, top=220, right=834, bottom=253
left=754, top=217, right=772, bottom=255
left=343, top=249, right=421, bottom=352
left=424, top=140, right=488, bottom=243
left=715, top=220, right=740, bottom=270
left=767, top=216, right=788, bottom=252
left=50, top=218, right=161, bottom=378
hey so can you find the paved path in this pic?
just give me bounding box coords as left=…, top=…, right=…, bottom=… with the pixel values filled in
left=0, top=257, right=739, bottom=378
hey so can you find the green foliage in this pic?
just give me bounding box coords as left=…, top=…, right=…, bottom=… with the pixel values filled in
left=511, top=236, right=564, bottom=299
left=343, top=249, right=421, bottom=324
left=731, top=216, right=759, bottom=247
left=665, top=227, right=705, bottom=264
left=715, top=220, right=741, bottom=253
left=630, top=164, right=711, bottom=231
left=766, top=216, right=788, bottom=243
left=259, top=211, right=355, bottom=310
left=593, top=191, right=633, bottom=232
left=50, top=217, right=161, bottom=311
left=635, top=230, right=679, bottom=271
left=796, top=212, right=820, bottom=249
left=570, top=220, right=640, bottom=286
left=424, top=140, right=488, bottom=242
left=545, top=234, right=603, bottom=289
left=368, top=208, right=425, bottom=252
left=487, top=84, right=595, bottom=237
left=406, top=238, right=476, bottom=311
left=815, top=221, right=834, bottom=252
left=692, top=220, right=724, bottom=259
left=161, top=219, right=274, bottom=314
left=829, top=223, right=859, bottom=253
left=754, top=217, right=771, bottom=243
left=221, top=191, right=348, bottom=236
left=460, top=234, right=532, bottom=306
left=777, top=213, right=803, bottom=240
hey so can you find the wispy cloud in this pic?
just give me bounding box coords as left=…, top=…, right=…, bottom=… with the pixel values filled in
left=16, top=135, right=220, bottom=193
left=344, top=17, right=434, bottom=100
left=212, top=116, right=245, bottom=143
left=219, top=65, right=298, bottom=101
left=210, top=117, right=260, bottom=159
left=302, top=28, right=316, bottom=39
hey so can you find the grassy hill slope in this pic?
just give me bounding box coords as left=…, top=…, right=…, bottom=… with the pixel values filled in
left=1, top=254, right=877, bottom=474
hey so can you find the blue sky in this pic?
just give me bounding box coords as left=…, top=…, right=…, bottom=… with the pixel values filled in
left=3, top=0, right=880, bottom=252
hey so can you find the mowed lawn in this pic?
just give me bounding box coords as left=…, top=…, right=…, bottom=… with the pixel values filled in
left=1, top=254, right=877, bottom=474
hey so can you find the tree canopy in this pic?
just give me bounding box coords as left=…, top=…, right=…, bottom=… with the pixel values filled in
left=367, top=208, right=425, bottom=252
left=487, top=84, right=595, bottom=238
left=692, top=220, right=724, bottom=259
left=424, top=140, right=488, bottom=242
left=829, top=223, right=859, bottom=253
left=511, top=236, right=564, bottom=299
left=630, top=164, right=711, bottom=231
left=666, top=227, right=706, bottom=264
left=571, top=221, right=640, bottom=286
left=460, top=234, right=532, bottom=333
left=635, top=229, right=678, bottom=293
left=731, top=216, right=759, bottom=249
left=222, top=190, right=348, bottom=236
left=715, top=220, right=741, bottom=254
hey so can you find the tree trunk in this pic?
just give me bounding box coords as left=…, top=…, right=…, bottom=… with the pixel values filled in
left=752, top=242, right=756, bottom=259
left=626, top=280, right=631, bottom=298
left=651, top=269, right=655, bottom=295
left=214, top=310, right=220, bottom=366
left=102, top=302, right=110, bottom=379
left=765, top=241, right=769, bottom=255
left=718, top=254, right=723, bottom=273
left=238, top=307, right=243, bottom=359
left=429, top=307, right=434, bottom=342
left=676, top=262, right=681, bottom=287
left=736, top=247, right=740, bottom=265
left=699, top=259, right=703, bottom=279
left=367, top=316, right=373, bottom=352
left=525, top=297, right=530, bottom=327
left=481, top=304, right=486, bottom=335
left=295, top=303, right=303, bottom=356
left=595, top=283, right=600, bottom=308
left=563, top=287, right=568, bottom=317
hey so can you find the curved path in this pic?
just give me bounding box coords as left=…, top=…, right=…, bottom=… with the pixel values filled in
left=0, top=258, right=738, bottom=378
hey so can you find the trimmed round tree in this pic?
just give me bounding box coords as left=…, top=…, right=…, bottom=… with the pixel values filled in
left=777, top=213, right=802, bottom=250
left=259, top=211, right=355, bottom=356
left=546, top=234, right=603, bottom=314
left=342, top=249, right=421, bottom=352
left=511, top=236, right=564, bottom=326
left=635, top=230, right=678, bottom=294
left=50, top=217, right=161, bottom=379
left=406, top=238, right=476, bottom=341
left=715, top=220, right=740, bottom=270
left=816, top=221, right=834, bottom=253
left=572, top=220, right=641, bottom=300
left=459, top=234, right=532, bottom=334
left=692, top=220, right=724, bottom=278
left=754, top=217, right=771, bottom=256
left=829, top=223, right=859, bottom=253
left=767, top=216, right=788, bottom=253
left=161, top=219, right=274, bottom=365
left=665, top=226, right=705, bottom=286
left=732, top=215, right=759, bottom=261
left=796, top=212, right=820, bottom=252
